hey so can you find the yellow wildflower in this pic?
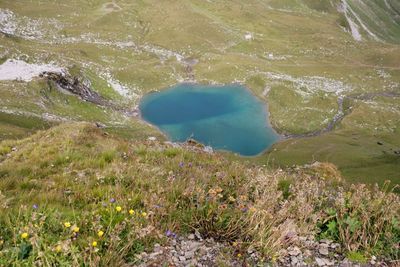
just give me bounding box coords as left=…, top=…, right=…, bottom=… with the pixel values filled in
left=21, top=232, right=29, bottom=239
left=55, top=245, right=62, bottom=252
left=92, top=241, right=98, bottom=247
left=239, top=195, right=248, bottom=201
left=73, top=227, right=80, bottom=233
left=115, top=206, right=122, bottom=212
left=237, top=253, right=242, bottom=258
left=64, top=222, right=71, bottom=228
left=129, top=209, right=135, bottom=215
left=141, top=212, right=147, bottom=217
left=215, top=187, right=223, bottom=193
left=232, top=241, right=238, bottom=247
left=208, top=188, right=216, bottom=195
left=228, top=196, right=236, bottom=202
left=97, top=230, right=104, bottom=237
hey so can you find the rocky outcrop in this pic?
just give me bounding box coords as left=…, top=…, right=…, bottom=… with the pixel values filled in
left=40, top=71, right=109, bottom=106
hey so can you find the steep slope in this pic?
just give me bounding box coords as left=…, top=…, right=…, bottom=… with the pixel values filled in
left=0, top=123, right=399, bottom=265
left=340, top=0, right=400, bottom=43
left=0, top=1, right=399, bottom=187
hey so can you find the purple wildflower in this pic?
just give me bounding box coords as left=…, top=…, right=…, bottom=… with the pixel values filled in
left=110, top=198, right=116, bottom=203
left=32, top=204, right=38, bottom=210
left=165, top=230, right=172, bottom=237
left=179, top=162, right=184, bottom=167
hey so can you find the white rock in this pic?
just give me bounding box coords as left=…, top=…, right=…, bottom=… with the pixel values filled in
left=0, top=59, right=64, bottom=81
left=319, top=247, right=329, bottom=256
left=244, top=33, right=253, bottom=40
left=315, top=257, right=326, bottom=266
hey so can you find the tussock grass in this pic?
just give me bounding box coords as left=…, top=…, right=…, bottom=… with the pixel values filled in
left=0, top=123, right=398, bottom=265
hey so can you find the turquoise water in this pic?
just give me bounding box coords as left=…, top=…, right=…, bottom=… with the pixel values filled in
left=139, top=84, right=279, bottom=156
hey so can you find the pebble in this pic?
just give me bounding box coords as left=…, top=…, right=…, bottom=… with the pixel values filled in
left=319, top=246, right=329, bottom=256
left=185, top=251, right=194, bottom=259
left=135, top=234, right=377, bottom=267
left=288, top=246, right=301, bottom=256
left=316, top=257, right=326, bottom=266
left=320, top=239, right=332, bottom=244
left=195, top=230, right=202, bottom=240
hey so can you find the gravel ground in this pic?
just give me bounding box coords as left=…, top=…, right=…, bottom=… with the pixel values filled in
left=134, top=233, right=388, bottom=267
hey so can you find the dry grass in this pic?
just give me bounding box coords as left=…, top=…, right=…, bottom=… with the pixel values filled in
left=0, top=123, right=398, bottom=265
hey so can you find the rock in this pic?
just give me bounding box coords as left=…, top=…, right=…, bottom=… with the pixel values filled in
left=11, top=147, right=17, bottom=151
left=320, top=239, right=332, bottom=244
left=148, top=136, right=157, bottom=141
left=244, top=33, right=253, bottom=40
left=316, top=257, right=326, bottom=266
left=185, top=251, right=194, bottom=259
left=203, top=146, right=213, bottom=153
left=377, top=141, right=383, bottom=145
left=288, top=246, right=301, bottom=256
left=195, top=230, right=202, bottom=240
left=188, top=234, right=195, bottom=240
left=95, top=122, right=106, bottom=128
left=179, top=256, right=186, bottom=262
left=291, top=256, right=299, bottom=264
left=154, top=243, right=162, bottom=252
left=41, top=72, right=107, bottom=106
left=319, top=247, right=329, bottom=256
left=188, top=241, right=199, bottom=250
left=324, top=258, right=335, bottom=266
left=149, top=252, right=161, bottom=259
left=331, top=243, right=340, bottom=249
left=304, top=249, right=312, bottom=257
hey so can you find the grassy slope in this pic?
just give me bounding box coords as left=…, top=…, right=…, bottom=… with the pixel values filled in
left=0, top=0, right=399, bottom=185
left=0, top=123, right=398, bottom=265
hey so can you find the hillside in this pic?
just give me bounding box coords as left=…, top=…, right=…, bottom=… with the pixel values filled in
left=0, top=123, right=398, bottom=266
left=0, top=1, right=400, bottom=265
left=0, top=0, right=400, bottom=186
